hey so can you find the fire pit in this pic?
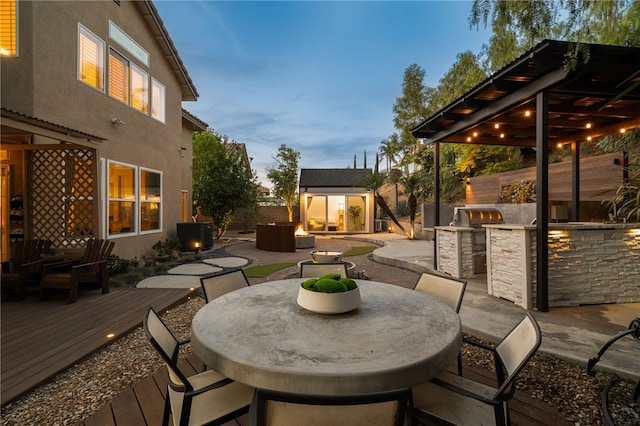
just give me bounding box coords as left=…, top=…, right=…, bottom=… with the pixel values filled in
left=295, top=223, right=315, bottom=249
left=256, top=222, right=296, bottom=252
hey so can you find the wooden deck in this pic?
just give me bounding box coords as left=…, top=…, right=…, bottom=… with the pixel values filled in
left=1, top=286, right=195, bottom=405
left=84, top=353, right=572, bottom=426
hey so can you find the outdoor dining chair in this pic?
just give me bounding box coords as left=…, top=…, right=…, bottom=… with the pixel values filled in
left=408, top=312, right=542, bottom=426
left=413, top=271, right=467, bottom=313
left=249, top=388, right=410, bottom=426
left=144, top=307, right=254, bottom=426
left=413, top=271, right=467, bottom=376
left=200, top=269, right=250, bottom=303
left=299, top=261, right=349, bottom=279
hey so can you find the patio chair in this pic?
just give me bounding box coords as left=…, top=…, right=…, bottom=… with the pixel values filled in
left=1, top=238, right=52, bottom=300
left=200, top=269, right=250, bottom=303
left=144, top=307, right=253, bottom=426
left=299, top=261, right=349, bottom=279
left=409, top=313, right=541, bottom=426
left=414, top=272, right=467, bottom=313
left=413, top=271, right=467, bottom=376
left=249, top=388, right=410, bottom=426
left=39, top=238, right=114, bottom=304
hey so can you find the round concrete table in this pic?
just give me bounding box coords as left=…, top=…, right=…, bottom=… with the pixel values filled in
left=191, top=279, right=462, bottom=395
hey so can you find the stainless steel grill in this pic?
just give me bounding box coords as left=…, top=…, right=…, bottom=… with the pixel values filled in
left=453, top=208, right=504, bottom=228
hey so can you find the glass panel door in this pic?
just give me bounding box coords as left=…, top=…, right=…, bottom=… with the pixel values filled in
left=306, top=195, right=327, bottom=231
left=346, top=196, right=366, bottom=232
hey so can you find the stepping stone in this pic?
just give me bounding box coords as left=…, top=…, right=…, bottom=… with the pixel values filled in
left=137, top=275, right=202, bottom=289
left=168, top=264, right=222, bottom=275
left=204, top=257, right=248, bottom=268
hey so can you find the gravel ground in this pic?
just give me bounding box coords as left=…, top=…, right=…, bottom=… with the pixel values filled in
left=1, top=237, right=638, bottom=425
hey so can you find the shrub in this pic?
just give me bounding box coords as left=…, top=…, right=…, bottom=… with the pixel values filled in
left=498, top=180, right=536, bottom=204
left=396, top=200, right=410, bottom=217
left=107, top=254, right=131, bottom=276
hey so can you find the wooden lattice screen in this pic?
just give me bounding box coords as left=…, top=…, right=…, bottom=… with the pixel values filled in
left=29, top=148, right=98, bottom=250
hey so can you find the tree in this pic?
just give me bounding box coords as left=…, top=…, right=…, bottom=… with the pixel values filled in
left=266, top=144, right=301, bottom=222
left=379, top=134, right=401, bottom=171
left=192, top=129, right=259, bottom=239
left=400, top=170, right=429, bottom=240
left=393, top=64, right=434, bottom=165
left=359, top=155, right=411, bottom=239
left=469, top=0, right=640, bottom=73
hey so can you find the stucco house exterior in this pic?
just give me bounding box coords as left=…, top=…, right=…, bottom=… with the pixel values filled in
left=299, top=168, right=373, bottom=234
left=0, top=0, right=206, bottom=260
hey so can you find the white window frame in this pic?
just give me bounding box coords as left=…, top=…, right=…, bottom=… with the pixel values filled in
left=131, top=63, right=149, bottom=113
left=151, top=78, right=166, bottom=123
left=77, top=24, right=105, bottom=92
left=139, top=167, right=162, bottom=235
left=108, top=47, right=130, bottom=104
left=0, top=0, right=18, bottom=57
left=107, top=160, right=137, bottom=237
left=106, top=160, right=163, bottom=238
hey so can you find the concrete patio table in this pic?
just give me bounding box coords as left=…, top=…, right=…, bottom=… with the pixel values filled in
left=191, top=279, right=462, bottom=395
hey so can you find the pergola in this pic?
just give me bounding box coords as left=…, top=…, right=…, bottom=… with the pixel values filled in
left=411, top=39, right=640, bottom=311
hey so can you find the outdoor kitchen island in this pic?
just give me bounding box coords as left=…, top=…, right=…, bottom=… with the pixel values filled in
left=483, top=222, right=640, bottom=309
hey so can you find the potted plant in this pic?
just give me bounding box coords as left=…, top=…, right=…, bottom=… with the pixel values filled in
left=297, top=274, right=360, bottom=314
left=348, top=205, right=362, bottom=230
left=152, top=238, right=182, bottom=261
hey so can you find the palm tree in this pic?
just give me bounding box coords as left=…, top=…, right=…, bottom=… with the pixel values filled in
left=359, top=155, right=411, bottom=239
left=379, top=134, right=401, bottom=171
left=400, top=171, right=427, bottom=240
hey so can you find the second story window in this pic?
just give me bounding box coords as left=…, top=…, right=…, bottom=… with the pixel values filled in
left=78, top=22, right=165, bottom=122
left=78, top=24, right=104, bottom=91
left=131, top=64, right=149, bottom=113
left=108, top=48, right=129, bottom=104
left=151, top=78, right=165, bottom=123
left=0, top=0, right=17, bottom=56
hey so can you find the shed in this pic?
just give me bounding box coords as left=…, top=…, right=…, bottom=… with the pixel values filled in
left=299, top=169, right=373, bottom=233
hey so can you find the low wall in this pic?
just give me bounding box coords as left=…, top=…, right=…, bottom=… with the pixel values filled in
left=435, top=227, right=475, bottom=279
left=484, top=223, right=640, bottom=308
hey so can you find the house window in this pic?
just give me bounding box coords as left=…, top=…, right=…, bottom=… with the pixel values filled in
left=151, top=78, right=165, bottom=123
left=78, top=24, right=104, bottom=91
left=108, top=162, right=136, bottom=235
left=107, top=161, right=163, bottom=236
left=0, top=0, right=17, bottom=56
left=131, top=64, right=149, bottom=113
left=108, top=48, right=129, bottom=104
left=140, top=168, right=161, bottom=232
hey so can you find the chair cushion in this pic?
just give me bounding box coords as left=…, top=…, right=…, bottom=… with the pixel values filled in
left=169, top=370, right=253, bottom=426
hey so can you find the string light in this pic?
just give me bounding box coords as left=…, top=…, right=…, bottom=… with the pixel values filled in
left=494, top=123, right=500, bottom=129
left=585, top=122, right=592, bottom=129
left=524, top=110, right=531, bottom=117
left=620, top=128, right=626, bottom=134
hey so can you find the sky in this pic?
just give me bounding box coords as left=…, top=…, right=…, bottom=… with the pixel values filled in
left=154, top=1, right=493, bottom=189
